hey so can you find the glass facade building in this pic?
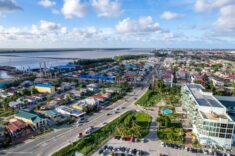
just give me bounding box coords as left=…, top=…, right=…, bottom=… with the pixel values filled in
left=181, top=84, right=235, bottom=149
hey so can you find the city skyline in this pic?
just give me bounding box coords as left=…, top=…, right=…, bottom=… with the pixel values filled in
left=0, top=0, right=235, bottom=49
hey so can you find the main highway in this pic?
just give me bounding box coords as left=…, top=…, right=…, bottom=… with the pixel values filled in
left=2, top=85, right=149, bottom=156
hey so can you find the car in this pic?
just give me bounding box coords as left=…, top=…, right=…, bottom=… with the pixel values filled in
left=203, top=149, right=208, bottom=155
left=104, top=145, right=108, bottom=150
left=99, top=149, right=103, bottom=154
left=115, top=111, right=119, bottom=114
left=103, top=122, right=107, bottom=125
left=85, top=126, right=94, bottom=135
left=106, top=113, right=112, bottom=116
left=77, top=123, right=81, bottom=127
left=143, top=138, right=148, bottom=143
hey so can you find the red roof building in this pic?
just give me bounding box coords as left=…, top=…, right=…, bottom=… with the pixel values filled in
left=90, top=95, right=106, bottom=102
left=6, top=119, right=33, bottom=139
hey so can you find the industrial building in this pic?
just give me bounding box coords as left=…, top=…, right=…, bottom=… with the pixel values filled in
left=35, top=83, right=55, bottom=94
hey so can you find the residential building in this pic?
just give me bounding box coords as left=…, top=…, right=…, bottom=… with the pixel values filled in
left=15, top=110, right=48, bottom=129
left=6, top=119, right=33, bottom=139
left=56, top=106, right=85, bottom=118
left=35, top=83, right=55, bottom=94
left=87, top=83, right=99, bottom=92
left=210, top=76, right=224, bottom=87
left=181, top=84, right=235, bottom=149
left=86, top=96, right=101, bottom=104
left=41, top=109, right=63, bottom=123
left=9, top=101, right=21, bottom=109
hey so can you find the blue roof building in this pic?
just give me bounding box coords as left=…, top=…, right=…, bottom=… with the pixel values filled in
left=80, top=74, right=115, bottom=81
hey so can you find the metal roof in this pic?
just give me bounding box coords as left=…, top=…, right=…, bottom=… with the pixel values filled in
left=187, top=84, right=223, bottom=108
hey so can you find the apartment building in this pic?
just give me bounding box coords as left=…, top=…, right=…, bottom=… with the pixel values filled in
left=181, top=84, right=235, bottom=149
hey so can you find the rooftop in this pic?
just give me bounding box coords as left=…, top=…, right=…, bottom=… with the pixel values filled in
left=187, top=84, right=223, bottom=108
left=6, top=119, right=28, bottom=133
left=16, top=110, right=45, bottom=124
left=200, top=111, right=227, bottom=121
left=35, top=83, right=54, bottom=88
left=44, top=109, right=60, bottom=117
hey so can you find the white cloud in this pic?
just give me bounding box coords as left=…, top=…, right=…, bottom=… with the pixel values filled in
left=116, top=16, right=160, bottom=33
left=0, top=0, right=22, bottom=13
left=38, top=0, right=56, bottom=8
left=91, top=0, right=123, bottom=17
left=115, top=16, right=178, bottom=42
left=52, top=9, right=60, bottom=14
left=39, top=20, right=61, bottom=31
left=214, top=5, right=235, bottom=31
left=194, top=0, right=233, bottom=12
left=61, top=0, right=87, bottom=19
left=0, top=20, right=114, bottom=45
left=160, top=11, right=183, bottom=20
left=0, top=16, right=183, bottom=48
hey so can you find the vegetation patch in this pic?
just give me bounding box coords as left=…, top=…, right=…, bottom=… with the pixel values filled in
left=135, top=88, right=161, bottom=107
left=135, top=80, right=181, bottom=107
left=157, top=114, right=185, bottom=145
left=52, top=111, right=151, bottom=156
left=114, top=112, right=152, bottom=138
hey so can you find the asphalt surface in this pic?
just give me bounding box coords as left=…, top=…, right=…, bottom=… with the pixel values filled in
left=1, top=87, right=148, bottom=156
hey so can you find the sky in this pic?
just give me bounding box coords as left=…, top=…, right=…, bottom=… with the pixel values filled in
left=0, top=0, right=235, bottom=49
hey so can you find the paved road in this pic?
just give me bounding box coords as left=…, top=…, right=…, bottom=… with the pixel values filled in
left=1, top=87, right=148, bottom=156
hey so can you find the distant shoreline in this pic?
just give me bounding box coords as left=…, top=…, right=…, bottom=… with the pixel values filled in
left=0, top=48, right=132, bottom=53
left=0, top=48, right=234, bottom=54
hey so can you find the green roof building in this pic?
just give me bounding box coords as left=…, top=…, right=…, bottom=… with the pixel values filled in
left=15, top=110, right=48, bottom=128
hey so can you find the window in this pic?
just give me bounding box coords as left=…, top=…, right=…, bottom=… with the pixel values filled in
left=228, top=124, right=233, bottom=129
left=226, top=134, right=232, bottom=138
left=227, top=129, right=233, bottom=134
left=219, top=134, right=225, bottom=138
left=220, top=129, right=226, bottom=133
left=221, top=124, right=226, bottom=128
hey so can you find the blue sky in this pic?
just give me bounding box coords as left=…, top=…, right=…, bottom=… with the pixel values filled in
left=0, top=0, right=235, bottom=48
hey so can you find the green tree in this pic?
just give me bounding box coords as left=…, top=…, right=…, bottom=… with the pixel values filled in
left=233, top=84, right=235, bottom=96
left=157, top=80, right=164, bottom=91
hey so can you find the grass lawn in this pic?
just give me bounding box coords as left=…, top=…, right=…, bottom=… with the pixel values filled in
left=135, top=89, right=161, bottom=107
left=52, top=111, right=151, bottom=156
left=135, top=112, right=152, bottom=137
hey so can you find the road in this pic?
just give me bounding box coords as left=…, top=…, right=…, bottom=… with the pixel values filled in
left=1, top=87, right=148, bottom=156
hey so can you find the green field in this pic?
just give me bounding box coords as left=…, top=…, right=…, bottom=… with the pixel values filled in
left=135, top=89, right=161, bottom=107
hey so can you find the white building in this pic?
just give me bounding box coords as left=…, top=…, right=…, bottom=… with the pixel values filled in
left=181, top=84, right=235, bottom=149
left=87, top=83, right=99, bottom=92
left=56, top=106, right=85, bottom=118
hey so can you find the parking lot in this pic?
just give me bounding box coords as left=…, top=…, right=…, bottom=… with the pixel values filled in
left=92, top=137, right=212, bottom=156
left=93, top=120, right=211, bottom=156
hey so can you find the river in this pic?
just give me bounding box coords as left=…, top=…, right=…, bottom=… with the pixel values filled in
left=0, top=49, right=151, bottom=78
